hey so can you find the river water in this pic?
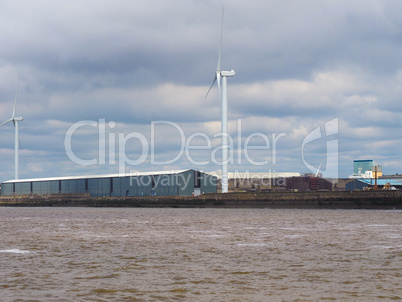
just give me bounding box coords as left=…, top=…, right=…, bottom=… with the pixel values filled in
left=0, top=207, right=401, bottom=301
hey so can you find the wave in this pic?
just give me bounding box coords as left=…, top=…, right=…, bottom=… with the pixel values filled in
left=0, top=249, right=30, bottom=254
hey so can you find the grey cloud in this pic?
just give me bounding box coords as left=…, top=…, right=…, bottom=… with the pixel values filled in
left=1, top=0, right=402, bottom=182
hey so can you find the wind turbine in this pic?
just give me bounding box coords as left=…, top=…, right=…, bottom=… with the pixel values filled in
left=0, top=79, right=23, bottom=180
left=205, top=7, right=235, bottom=193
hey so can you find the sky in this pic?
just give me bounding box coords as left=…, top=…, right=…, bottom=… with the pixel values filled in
left=1, top=0, right=402, bottom=182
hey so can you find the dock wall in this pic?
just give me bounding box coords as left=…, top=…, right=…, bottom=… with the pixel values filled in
left=0, top=191, right=401, bottom=209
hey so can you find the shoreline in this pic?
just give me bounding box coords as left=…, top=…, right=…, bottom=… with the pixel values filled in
left=1, top=191, right=401, bottom=209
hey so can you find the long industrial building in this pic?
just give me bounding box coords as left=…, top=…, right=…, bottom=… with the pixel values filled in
left=345, top=178, right=402, bottom=191
left=1, top=169, right=217, bottom=197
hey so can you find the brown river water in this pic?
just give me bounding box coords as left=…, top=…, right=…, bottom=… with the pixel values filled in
left=0, top=207, right=401, bottom=301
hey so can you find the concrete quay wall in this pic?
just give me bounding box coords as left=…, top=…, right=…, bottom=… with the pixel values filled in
left=0, top=191, right=401, bottom=209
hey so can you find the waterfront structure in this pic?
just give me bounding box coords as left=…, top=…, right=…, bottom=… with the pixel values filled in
left=208, top=171, right=333, bottom=192
left=284, top=176, right=333, bottom=191
left=208, top=171, right=301, bottom=192
left=345, top=178, right=402, bottom=191
left=1, top=169, right=216, bottom=197
left=349, top=160, right=383, bottom=178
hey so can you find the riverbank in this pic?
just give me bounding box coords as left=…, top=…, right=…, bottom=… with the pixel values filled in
left=0, top=190, right=401, bottom=209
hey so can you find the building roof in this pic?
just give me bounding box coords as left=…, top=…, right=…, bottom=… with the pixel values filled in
left=2, top=169, right=198, bottom=184
left=208, top=171, right=301, bottom=179
left=354, top=159, right=374, bottom=163
left=357, top=178, right=402, bottom=186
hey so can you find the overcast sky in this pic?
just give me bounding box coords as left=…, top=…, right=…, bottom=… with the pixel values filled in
left=1, top=0, right=402, bottom=182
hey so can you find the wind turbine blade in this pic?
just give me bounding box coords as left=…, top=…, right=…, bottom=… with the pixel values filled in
left=12, top=77, right=20, bottom=118
left=217, top=6, right=224, bottom=72
left=205, top=75, right=217, bottom=100
left=315, top=161, right=322, bottom=177
left=0, top=118, right=13, bottom=127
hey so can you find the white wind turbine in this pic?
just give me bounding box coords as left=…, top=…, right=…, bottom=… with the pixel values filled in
left=205, top=7, right=235, bottom=193
left=0, top=79, right=23, bottom=180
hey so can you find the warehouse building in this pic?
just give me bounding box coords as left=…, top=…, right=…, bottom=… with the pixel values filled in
left=1, top=169, right=217, bottom=197
left=208, top=171, right=301, bottom=192
left=284, top=176, right=333, bottom=191
left=345, top=178, right=402, bottom=191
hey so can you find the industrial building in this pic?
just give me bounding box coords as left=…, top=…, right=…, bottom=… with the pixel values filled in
left=0, top=169, right=217, bottom=197
left=345, top=178, right=402, bottom=191
left=207, top=171, right=334, bottom=192
left=208, top=171, right=301, bottom=192
left=284, top=176, right=333, bottom=191
left=349, top=160, right=383, bottom=178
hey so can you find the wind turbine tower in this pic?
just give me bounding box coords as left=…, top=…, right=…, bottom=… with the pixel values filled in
left=0, top=79, right=23, bottom=180
left=205, top=7, right=235, bottom=193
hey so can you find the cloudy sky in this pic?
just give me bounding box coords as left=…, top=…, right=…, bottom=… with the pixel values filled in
left=1, top=0, right=402, bottom=182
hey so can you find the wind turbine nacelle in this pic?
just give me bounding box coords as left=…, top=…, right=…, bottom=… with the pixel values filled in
left=221, top=70, right=235, bottom=77
left=14, top=116, right=24, bottom=122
